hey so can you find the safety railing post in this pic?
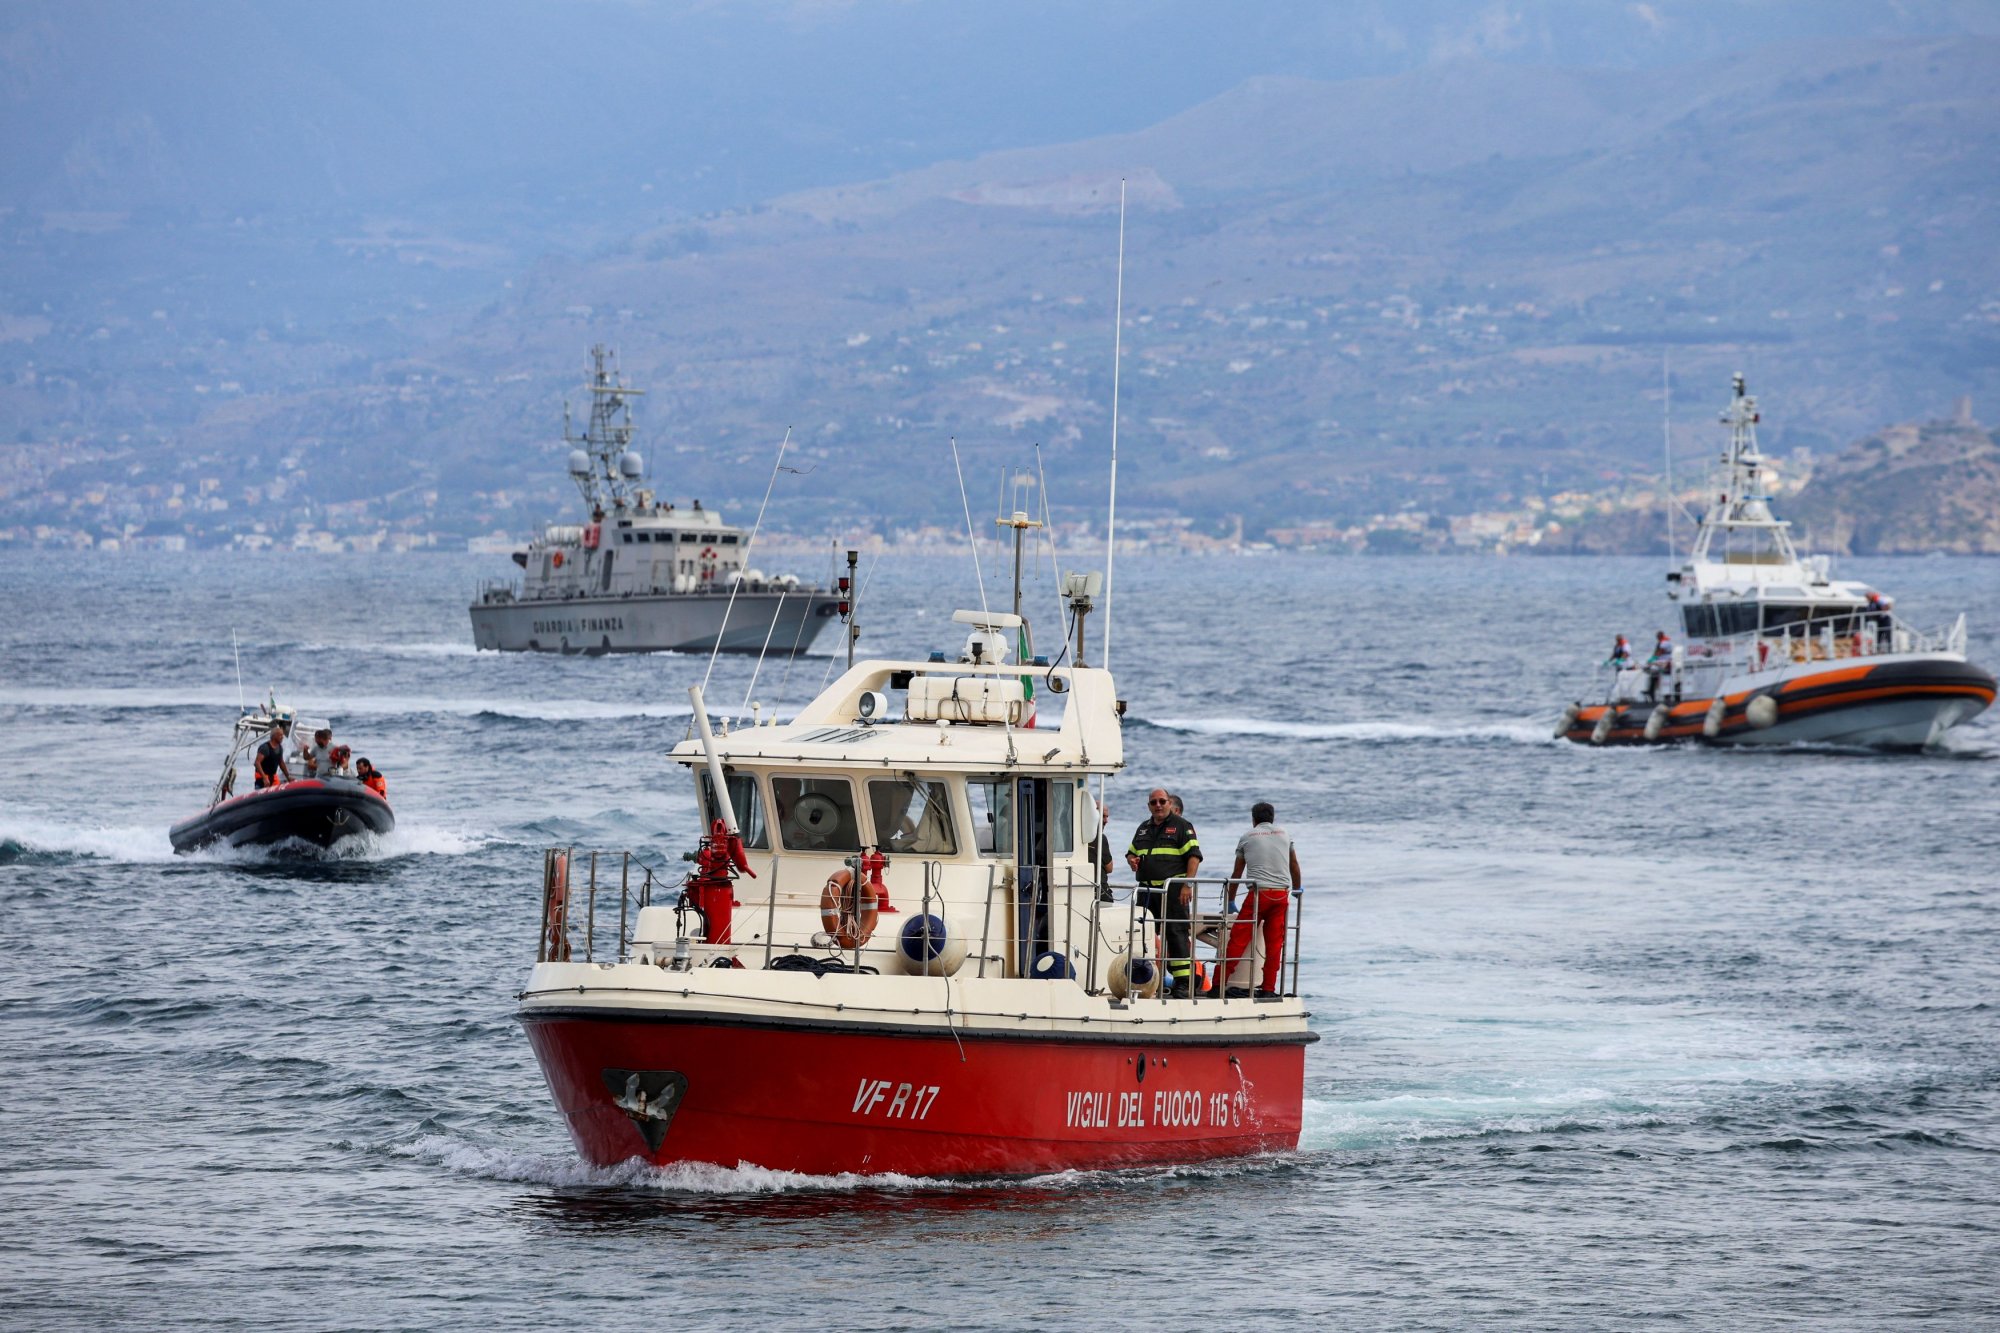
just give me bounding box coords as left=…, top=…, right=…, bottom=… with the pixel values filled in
left=537, top=849, right=552, bottom=964
left=585, top=851, right=598, bottom=964
left=619, top=852, right=630, bottom=963
left=978, top=865, right=996, bottom=979
left=1289, top=886, right=1303, bottom=999
left=764, top=853, right=780, bottom=971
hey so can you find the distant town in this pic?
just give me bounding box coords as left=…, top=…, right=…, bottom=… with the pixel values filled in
left=0, top=455, right=1811, bottom=557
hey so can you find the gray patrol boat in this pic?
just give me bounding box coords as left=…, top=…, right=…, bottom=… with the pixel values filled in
left=470, top=347, right=843, bottom=655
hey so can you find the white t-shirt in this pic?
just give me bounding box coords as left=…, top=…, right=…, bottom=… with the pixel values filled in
left=1234, top=823, right=1294, bottom=889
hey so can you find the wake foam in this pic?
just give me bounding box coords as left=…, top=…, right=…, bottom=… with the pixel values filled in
left=1297, top=1087, right=1672, bottom=1153
left=0, top=812, right=494, bottom=865
left=398, top=1134, right=953, bottom=1193
left=0, top=814, right=175, bottom=864
left=0, top=685, right=691, bottom=723
left=1140, top=715, right=1557, bottom=746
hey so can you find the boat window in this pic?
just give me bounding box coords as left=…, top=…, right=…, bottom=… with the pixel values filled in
left=697, top=769, right=769, bottom=850
left=1682, top=605, right=1718, bottom=639
left=719, top=534, right=740, bottom=545
left=866, top=778, right=957, bottom=855
left=771, top=775, right=861, bottom=853
left=620, top=532, right=634, bottom=544
left=967, top=778, right=1014, bottom=857
left=1050, top=780, right=1076, bottom=855
left=680, top=532, right=699, bottom=543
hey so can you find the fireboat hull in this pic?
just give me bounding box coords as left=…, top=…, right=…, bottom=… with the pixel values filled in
left=1561, top=658, right=1996, bottom=749
left=470, top=589, right=842, bottom=655
left=168, top=781, right=395, bottom=854
left=522, top=1009, right=1310, bottom=1177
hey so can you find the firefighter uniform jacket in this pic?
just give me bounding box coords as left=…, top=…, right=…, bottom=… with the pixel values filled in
left=1127, top=814, right=1201, bottom=886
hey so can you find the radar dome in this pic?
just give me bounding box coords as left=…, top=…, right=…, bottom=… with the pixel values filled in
left=567, top=449, right=590, bottom=476
left=619, top=450, right=644, bottom=479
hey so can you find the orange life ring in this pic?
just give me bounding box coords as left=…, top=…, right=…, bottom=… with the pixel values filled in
left=819, top=868, right=878, bottom=950
left=552, top=551, right=565, bottom=569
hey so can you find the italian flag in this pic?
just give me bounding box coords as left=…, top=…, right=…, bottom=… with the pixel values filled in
left=1020, top=625, right=1035, bottom=728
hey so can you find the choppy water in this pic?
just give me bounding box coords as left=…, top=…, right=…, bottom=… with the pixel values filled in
left=2, top=550, right=1996, bottom=1328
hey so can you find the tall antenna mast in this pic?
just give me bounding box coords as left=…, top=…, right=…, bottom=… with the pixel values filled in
left=1663, top=352, right=1675, bottom=562
left=949, top=436, right=990, bottom=618
left=1101, top=179, right=1126, bottom=671
left=232, top=629, right=245, bottom=713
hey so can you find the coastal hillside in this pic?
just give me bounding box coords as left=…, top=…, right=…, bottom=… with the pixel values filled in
left=4, top=21, right=2000, bottom=547
left=1787, top=409, right=2000, bottom=554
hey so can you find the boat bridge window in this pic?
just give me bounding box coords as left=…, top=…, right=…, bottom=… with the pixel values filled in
left=771, top=775, right=861, bottom=853
left=867, top=778, right=957, bottom=855
left=697, top=770, right=769, bottom=850
left=1051, top=780, right=1079, bottom=855
left=967, top=778, right=1014, bottom=857
left=1760, top=605, right=1859, bottom=635
left=719, top=534, right=740, bottom=546
left=679, top=533, right=699, bottom=544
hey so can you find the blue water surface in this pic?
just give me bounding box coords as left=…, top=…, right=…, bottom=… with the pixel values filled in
left=1, top=550, right=1996, bottom=1329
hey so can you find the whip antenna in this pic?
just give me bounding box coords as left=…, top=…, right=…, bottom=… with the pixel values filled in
left=949, top=435, right=991, bottom=617
left=699, top=426, right=791, bottom=704
left=1102, top=178, right=1125, bottom=670
left=232, top=629, right=245, bottom=714
left=1663, top=352, right=1675, bottom=562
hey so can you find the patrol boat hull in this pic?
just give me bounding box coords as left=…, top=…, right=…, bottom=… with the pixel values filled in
left=521, top=1005, right=1309, bottom=1177
left=1563, top=656, right=1996, bottom=749
left=168, top=781, right=394, bottom=854
left=470, top=589, right=841, bottom=655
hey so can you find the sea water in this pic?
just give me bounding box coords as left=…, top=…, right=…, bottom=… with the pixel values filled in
left=1, top=551, right=1995, bottom=1328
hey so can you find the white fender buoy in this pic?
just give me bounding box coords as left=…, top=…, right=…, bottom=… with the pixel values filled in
left=1555, top=703, right=1581, bottom=738
left=1590, top=709, right=1615, bottom=745
left=1108, top=952, right=1161, bottom=999
left=1746, top=694, right=1780, bottom=729
left=893, top=912, right=966, bottom=976
left=1643, top=705, right=1668, bottom=741
left=1702, top=696, right=1728, bottom=738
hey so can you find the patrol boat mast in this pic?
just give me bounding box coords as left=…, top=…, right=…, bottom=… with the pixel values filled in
left=564, top=346, right=646, bottom=513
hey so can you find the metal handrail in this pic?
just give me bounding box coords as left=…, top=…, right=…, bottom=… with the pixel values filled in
left=1114, top=874, right=1303, bottom=1002
left=1578, top=607, right=1971, bottom=707
left=532, top=848, right=1304, bottom=999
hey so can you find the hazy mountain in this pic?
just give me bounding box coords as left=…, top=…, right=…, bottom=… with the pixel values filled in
left=1789, top=409, right=2000, bottom=554
left=4, top=5, right=2000, bottom=544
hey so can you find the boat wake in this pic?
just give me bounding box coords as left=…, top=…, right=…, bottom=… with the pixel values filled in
left=0, top=685, right=692, bottom=723
left=0, top=812, right=495, bottom=866
left=399, top=1132, right=1307, bottom=1196
left=1138, top=715, right=1557, bottom=746
left=1297, top=1087, right=1673, bottom=1154
left=398, top=1134, right=956, bottom=1194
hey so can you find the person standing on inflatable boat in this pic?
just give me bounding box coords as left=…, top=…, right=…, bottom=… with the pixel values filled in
left=1225, top=802, right=1300, bottom=999
left=253, top=721, right=292, bottom=789
left=1127, top=789, right=1202, bottom=998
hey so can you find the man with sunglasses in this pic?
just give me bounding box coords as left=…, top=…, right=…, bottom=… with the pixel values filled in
left=1126, top=788, right=1203, bottom=998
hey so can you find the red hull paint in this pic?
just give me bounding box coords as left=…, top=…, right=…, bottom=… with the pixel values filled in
left=523, top=1014, right=1309, bottom=1176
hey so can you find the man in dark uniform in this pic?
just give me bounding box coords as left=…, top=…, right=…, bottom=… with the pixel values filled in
left=254, top=721, right=292, bottom=789
left=1127, top=788, right=1202, bottom=998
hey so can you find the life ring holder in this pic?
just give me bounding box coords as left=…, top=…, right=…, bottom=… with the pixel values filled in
left=819, top=868, right=878, bottom=950
left=552, top=550, right=565, bottom=570
left=699, top=545, right=719, bottom=581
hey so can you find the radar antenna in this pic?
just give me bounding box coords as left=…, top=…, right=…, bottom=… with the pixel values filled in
left=564, top=345, right=647, bottom=511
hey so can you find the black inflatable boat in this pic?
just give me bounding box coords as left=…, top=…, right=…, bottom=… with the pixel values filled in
left=169, top=778, right=395, bottom=854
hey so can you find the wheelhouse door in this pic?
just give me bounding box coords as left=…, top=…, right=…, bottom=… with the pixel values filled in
left=1013, top=776, right=1052, bottom=976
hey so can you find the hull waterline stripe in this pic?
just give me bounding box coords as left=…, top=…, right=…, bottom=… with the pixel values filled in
left=518, top=1002, right=1319, bottom=1047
